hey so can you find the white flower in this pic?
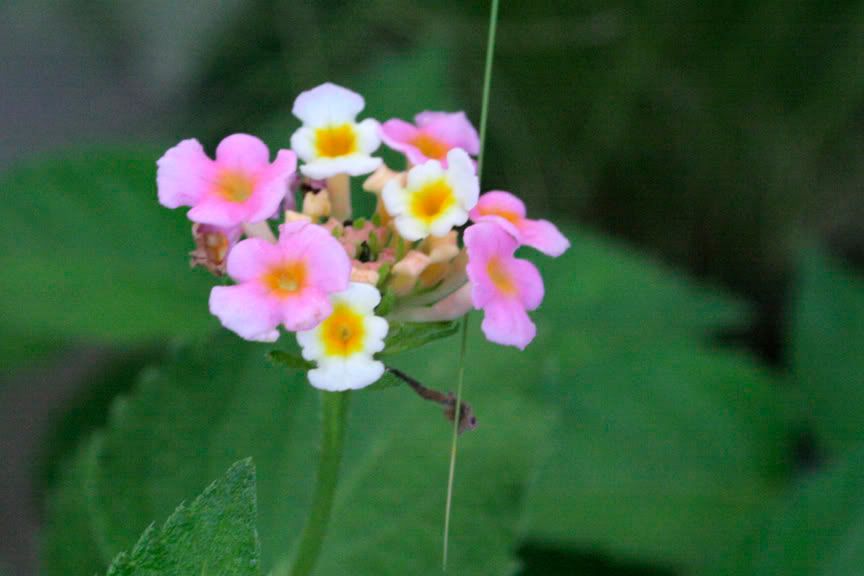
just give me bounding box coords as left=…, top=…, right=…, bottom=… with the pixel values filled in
left=381, top=148, right=479, bottom=241
left=290, top=83, right=382, bottom=179
left=296, top=282, right=389, bottom=391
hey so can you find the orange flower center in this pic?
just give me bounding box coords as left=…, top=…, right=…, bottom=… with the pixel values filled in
left=216, top=170, right=255, bottom=203
left=321, top=303, right=367, bottom=356
left=263, top=261, right=307, bottom=297
left=315, top=124, right=358, bottom=158
left=411, top=133, right=450, bottom=160
left=487, top=257, right=516, bottom=295
left=409, top=179, right=456, bottom=223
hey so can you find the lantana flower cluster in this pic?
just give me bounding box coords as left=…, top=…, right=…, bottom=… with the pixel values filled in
left=157, top=82, right=569, bottom=392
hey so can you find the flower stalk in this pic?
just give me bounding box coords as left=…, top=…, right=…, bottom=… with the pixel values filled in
left=288, top=390, right=351, bottom=576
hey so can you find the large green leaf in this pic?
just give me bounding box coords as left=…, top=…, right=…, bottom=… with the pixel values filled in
left=791, top=246, right=864, bottom=456
left=44, top=225, right=775, bottom=575
left=705, top=445, right=864, bottom=576
left=0, top=149, right=215, bottom=345
left=106, top=458, right=260, bottom=576
left=518, top=344, right=791, bottom=569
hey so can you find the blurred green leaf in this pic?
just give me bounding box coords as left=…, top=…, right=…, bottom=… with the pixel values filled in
left=791, top=246, right=864, bottom=457
left=706, top=444, right=864, bottom=576
left=519, top=345, right=791, bottom=569
left=0, top=149, right=215, bottom=347
left=106, top=458, right=260, bottom=576
left=380, top=321, right=459, bottom=356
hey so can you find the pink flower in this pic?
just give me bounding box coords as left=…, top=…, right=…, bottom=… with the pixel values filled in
left=469, top=190, right=570, bottom=257
left=209, top=221, right=351, bottom=342
left=158, top=134, right=296, bottom=227
left=464, top=222, right=544, bottom=350
left=380, top=111, right=479, bottom=166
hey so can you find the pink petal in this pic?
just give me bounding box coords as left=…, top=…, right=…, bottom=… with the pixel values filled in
left=209, top=284, right=281, bottom=342
left=511, top=259, right=545, bottom=310
left=225, top=238, right=282, bottom=282
left=215, top=134, right=271, bottom=171
left=419, top=111, right=480, bottom=155
left=470, top=190, right=526, bottom=222
left=480, top=299, right=536, bottom=350
left=464, top=221, right=518, bottom=264
left=156, top=139, right=215, bottom=209
left=246, top=149, right=296, bottom=222
left=278, top=289, right=333, bottom=332
left=517, top=219, right=571, bottom=257
left=278, top=221, right=351, bottom=293
left=187, top=197, right=250, bottom=227
left=380, top=119, right=420, bottom=150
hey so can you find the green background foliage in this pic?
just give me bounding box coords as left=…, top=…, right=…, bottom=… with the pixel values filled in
left=2, top=1, right=864, bottom=575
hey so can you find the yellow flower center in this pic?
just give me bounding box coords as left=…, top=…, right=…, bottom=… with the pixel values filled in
left=263, top=261, right=307, bottom=297
left=487, top=257, right=516, bottom=295
left=315, top=124, right=358, bottom=158
left=409, top=179, right=456, bottom=224
left=321, top=303, right=367, bottom=356
left=216, top=170, right=255, bottom=203
left=411, top=133, right=449, bottom=160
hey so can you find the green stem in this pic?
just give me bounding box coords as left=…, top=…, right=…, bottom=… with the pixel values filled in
left=289, top=390, right=350, bottom=576
left=443, top=1, right=501, bottom=568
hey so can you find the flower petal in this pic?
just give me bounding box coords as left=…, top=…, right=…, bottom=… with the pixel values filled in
left=420, top=111, right=480, bottom=155
left=307, top=355, right=384, bottom=391
left=225, top=237, right=282, bottom=282
left=278, top=289, right=333, bottom=332
left=480, top=298, right=536, bottom=350
left=157, top=139, right=214, bottom=209
left=209, top=284, right=281, bottom=342
left=292, top=82, right=365, bottom=126
left=518, top=219, right=571, bottom=257
left=215, top=134, right=271, bottom=171
left=511, top=258, right=545, bottom=310
left=300, top=155, right=382, bottom=179
left=470, top=190, right=527, bottom=221
left=380, top=118, right=420, bottom=152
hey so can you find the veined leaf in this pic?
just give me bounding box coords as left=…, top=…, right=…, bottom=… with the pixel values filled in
left=105, top=459, right=260, bottom=576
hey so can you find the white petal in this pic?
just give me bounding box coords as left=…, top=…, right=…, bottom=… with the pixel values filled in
left=290, top=126, right=318, bottom=163
left=356, top=118, right=382, bottom=155
left=293, top=83, right=364, bottom=127
left=363, top=316, right=389, bottom=354
left=394, top=216, right=429, bottom=241
left=428, top=206, right=468, bottom=237
left=382, top=179, right=408, bottom=216
left=307, top=355, right=384, bottom=391
left=446, top=150, right=480, bottom=211
left=333, top=282, right=381, bottom=313
left=406, top=159, right=444, bottom=190
left=300, top=155, right=382, bottom=179
left=296, top=328, right=324, bottom=361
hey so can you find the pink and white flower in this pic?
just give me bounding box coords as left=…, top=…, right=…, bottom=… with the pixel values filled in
left=464, top=222, right=544, bottom=350
left=157, top=134, right=296, bottom=227
left=290, top=83, right=382, bottom=179
left=380, top=111, right=479, bottom=166
left=297, top=282, right=389, bottom=391
left=382, top=148, right=479, bottom=241
left=469, top=190, right=570, bottom=257
left=209, top=221, right=351, bottom=342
